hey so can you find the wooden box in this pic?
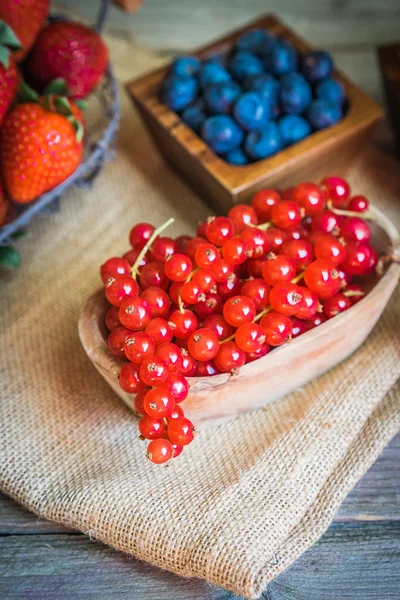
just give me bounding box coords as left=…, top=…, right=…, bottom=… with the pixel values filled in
left=126, top=14, right=383, bottom=214
left=378, top=42, right=400, bottom=157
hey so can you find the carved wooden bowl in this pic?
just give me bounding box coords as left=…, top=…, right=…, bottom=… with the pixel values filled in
left=79, top=206, right=400, bottom=427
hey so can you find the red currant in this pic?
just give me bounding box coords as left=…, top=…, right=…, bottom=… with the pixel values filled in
left=145, top=318, right=173, bottom=345
left=269, top=283, right=305, bottom=316
left=101, top=257, right=131, bottom=284
left=146, top=438, right=173, bottom=464
left=167, top=417, right=195, bottom=446
left=172, top=444, right=183, bottom=458
left=195, top=360, right=220, bottom=376
left=340, top=217, right=370, bottom=244
left=138, top=415, right=167, bottom=440
left=292, top=182, right=325, bottom=215
left=314, top=234, right=346, bottom=265
left=180, top=281, right=206, bottom=304
left=206, top=216, right=235, bottom=245
left=246, top=257, right=265, bottom=278
left=108, top=327, right=132, bottom=359
left=228, top=204, right=258, bottom=231
left=164, top=254, right=192, bottom=282
left=164, top=372, right=189, bottom=402
left=133, top=390, right=148, bottom=415
left=140, top=261, right=169, bottom=290
left=308, top=313, right=328, bottom=328
left=304, top=259, right=341, bottom=299
left=323, top=293, right=352, bottom=318
left=265, top=227, right=288, bottom=251
left=214, top=341, right=246, bottom=372
left=119, top=297, right=151, bottom=330
left=211, top=259, right=234, bottom=282
left=281, top=187, right=294, bottom=200
left=281, top=240, right=313, bottom=270
left=321, top=176, right=350, bottom=208
left=196, top=221, right=208, bottom=238
left=262, top=253, right=296, bottom=285
left=291, top=317, right=310, bottom=338
left=194, top=243, right=220, bottom=269
left=295, top=287, right=320, bottom=319
left=139, top=356, right=169, bottom=386
left=241, top=226, right=269, bottom=256
left=180, top=350, right=197, bottom=377
left=202, top=314, right=234, bottom=340
left=124, top=332, right=155, bottom=363
left=151, top=236, right=178, bottom=262
left=184, top=237, right=207, bottom=261
left=222, top=238, right=250, bottom=265
left=123, top=247, right=151, bottom=269
left=217, top=273, right=242, bottom=302
left=311, top=210, right=342, bottom=236
left=155, top=342, right=184, bottom=372
left=143, top=387, right=175, bottom=418
left=119, top=362, right=147, bottom=394
left=188, top=327, right=219, bottom=361
left=223, top=295, right=256, bottom=327
left=260, top=312, right=292, bottom=346
left=245, top=344, right=271, bottom=362
left=241, top=278, right=270, bottom=310
left=141, top=287, right=171, bottom=318
left=105, top=275, right=138, bottom=307
left=129, top=223, right=155, bottom=249
left=169, top=309, right=198, bottom=338
left=191, top=269, right=216, bottom=292
left=348, top=195, right=369, bottom=212
left=251, top=188, right=281, bottom=221
left=271, top=200, right=302, bottom=230
left=105, top=306, right=121, bottom=331
left=175, top=234, right=192, bottom=253
left=344, top=283, right=365, bottom=304
left=193, top=293, right=223, bottom=318
left=167, top=404, right=185, bottom=421
left=340, top=243, right=373, bottom=276
left=235, top=322, right=266, bottom=353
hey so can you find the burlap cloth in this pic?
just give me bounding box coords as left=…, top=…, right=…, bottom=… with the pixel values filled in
left=1, top=38, right=400, bottom=599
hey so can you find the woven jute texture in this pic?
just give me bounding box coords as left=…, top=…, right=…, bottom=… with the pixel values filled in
left=1, top=39, right=400, bottom=599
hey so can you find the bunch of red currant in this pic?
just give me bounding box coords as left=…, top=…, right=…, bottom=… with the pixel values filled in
left=100, top=175, right=379, bottom=465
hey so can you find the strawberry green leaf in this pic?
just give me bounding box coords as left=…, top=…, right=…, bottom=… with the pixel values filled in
left=0, top=45, right=10, bottom=68
left=54, top=96, right=73, bottom=117
left=0, top=246, right=21, bottom=269
left=43, top=78, right=69, bottom=97
left=74, top=99, right=87, bottom=112
left=17, top=81, right=39, bottom=104
left=68, top=116, right=84, bottom=144
left=0, top=20, right=22, bottom=50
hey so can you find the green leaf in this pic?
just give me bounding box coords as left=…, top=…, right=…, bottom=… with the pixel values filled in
left=0, top=20, right=22, bottom=50
left=17, top=81, right=39, bottom=104
left=54, top=96, right=73, bottom=117
left=68, top=116, right=84, bottom=143
left=0, top=45, right=10, bottom=68
left=43, top=78, right=68, bottom=97
left=0, top=246, right=21, bottom=269
left=74, top=99, right=87, bottom=112
left=10, top=230, right=26, bottom=240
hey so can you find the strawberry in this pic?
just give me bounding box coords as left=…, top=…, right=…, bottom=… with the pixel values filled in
left=0, top=0, right=49, bottom=61
left=27, top=21, right=108, bottom=99
left=0, top=85, right=84, bottom=204
left=0, top=20, right=22, bottom=126
left=0, top=179, right=9, bottom=226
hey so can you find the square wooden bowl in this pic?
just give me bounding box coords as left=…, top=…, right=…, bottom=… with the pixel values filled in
left=127, top=14, right=383, bottom=214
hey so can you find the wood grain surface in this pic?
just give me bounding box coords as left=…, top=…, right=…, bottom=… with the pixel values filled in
left=1, top=1, right=399, bottom=598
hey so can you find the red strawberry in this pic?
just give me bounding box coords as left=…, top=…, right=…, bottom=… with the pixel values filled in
left=0, top=0, right=49, bottom=61
left=0, top=179, right=9, bottom=225
left=27, top=21, right=109, bottom=99
left=0, top=20, right=22, bottom=125
left=1, top=98, right=84, bottom=204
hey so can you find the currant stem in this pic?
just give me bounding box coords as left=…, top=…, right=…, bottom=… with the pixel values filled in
left=291, top=271, right=305, bottom=284
left=253, top=305, right=272, bottom=322
left=131, top=217, right=175, bottom=279
left=343, top=289, right=365, bottom=297
left=326, top=201, right=378, bottom=222
left=257, top=220, right=273, bottom=231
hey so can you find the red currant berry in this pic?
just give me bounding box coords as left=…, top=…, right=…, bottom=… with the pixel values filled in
left=155, top=342, right=184, bottom=372
left=246, top=257, right=265, bottom=278
left=214, top=341, right=246, bottom=372
left=314, top=234, right=346, bottom=266
left=129, top=223, right=155, bottom=249
left=348, top=195, right=369, bottom=213
left=304, top=259, right=341, bottom=299
left=124, top=332, right=155, bottom=363
left=338, top=267, right=352, bottom=288
left=241, top=226, right=269, bottom=256
left=292, top=182, right=325, bottom=215
left=108, top=327, right=132, bottom=359
left=241, top=278, right=270, bottom=310
left=105, top=306, right=120, bottom=331
left=164, top=254, right=193, bottom=282
left=188, top=328, right=219, bottom=361
left=119, top=362, right=147, bottom=394
left=169, top=309, right=198, bottom=338
left=172, top=444, right=183, bottom=458
left=175, top=234, right=192, bottom=253
left=145, top=318, right=173, bottom=345
left=222, top=237, right=250, bottom=265
left=146, top=438, right=173, bottom=464
left=286, top=226, right=308, bottom=241
left=164, top=372, right=189, bottom=402
left=365, top=245, right=378, bottom=275
left=138, top=415, right=167, bottom=440
left=217, top=273, right=242, bottom=302
left=185, top=237, right=207, bottom=261
left=140, top=261, right=169, bottom=290
left=143, top=387, right=175, bottom=419
left=269, top=283, right=305, bottom=316
left=262, top=253, right=296, bottom=286
left=167, top=417, right=195, bottom=446
left=141, top=287, right=171, bottom=318
left=295, top=287, right=320, bottom=320
left=191, top=269, right=216, bottom=292
left=245, top=343, right=271, bottom=362
left=202, top=314, right=234, bottom=341
left=206, top=216, right=235, bottom=246
left=133, top=390, right=148, bottom=415
left=235, top=322, right=266, bottom=353
left=323, top=293, right=352, bottom=318
left=195, top=360, right=220, bottom=376
left=139, top=356, right=169, bottom=386
left=194, top=243, right=219, bottom=269
left=167, top=404, right=185, bottom=421
left=228, top=204, right=258, bottom=231
left=281, top=187, right=294, bottom=200
left=308, top=313, right=328, bottom=328
left=265, top=227, right=289, bottom=251
left=180, top=281, right=206, bottom=304
left=311, top=210, right=342, bottom=236
left=196, top=221, right=208, bottom=237
left=101, top=257, right=131, bottom=284
left=291, top=317, right=309, bottom=338
left=321, top=176, right=350, bottom=208
left=251, top=188, right=281, bottom=221
left=151, top=236, right=178, bottom=262
left=211, top=259, right=234, bottom=283
left=339, top=243, right=373, bottom=276
left=344, top=283, right=365, bottom=304
left=105, top=275, right=139, bottom=307
left=180, top=350, right=197, bottom=376
left=123, top=248, right=151, bottom=269
left=260, top=311, right=292, bottom=346
left=223, top=295, right=256, bottom=327
left=271, top=200, right=301, bottom=230
left=340, top=217, right=371, bottom=244
left=119, top=297, right=151, bottom=330
left=281, top=240, right=313, bottom=270
left=193, top=293, right=223, bottom=318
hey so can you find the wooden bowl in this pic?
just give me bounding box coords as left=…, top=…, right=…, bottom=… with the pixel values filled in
left=126, top=14, right=383, bottom=215
left=79, top=206, right=400, bottom=428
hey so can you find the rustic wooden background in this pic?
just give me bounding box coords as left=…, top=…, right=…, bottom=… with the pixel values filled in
left=1, top=1, right=399, bottom=598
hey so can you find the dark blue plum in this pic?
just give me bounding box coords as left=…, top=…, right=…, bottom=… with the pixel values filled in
left=278, top=115, right=311, bottom=146
left=302, top=50, right=334, bottom=84
left=201, top=115, right=244, bottom=154
left=223, top=148, right=249, bottom=165
left=306, top=99, right=342, bottom=130
left=244, top=122, right=282, bottom=160
left=203, top=54, right=227, bottom=68
left=171, top=55, right=201, bottom=77
left=244, top=73, right=280, bottom=109
left=161, top=74, right=199, bottom=111
left=181, top=104, right=207, bottom=133
left=204, top=81, right=242, bottom=115
left=233, top=92, right=270, bottom=131
left=228, top=51, right=264, bottom=82
left=316, top=78, right=346, bottom=107
left=263, top=39, right=298, bottom=76
left=235, top=29, right=272, bottom=54
left=280, top=72, right=312, bottom=114
left=199, top=63, right=231, bottom=88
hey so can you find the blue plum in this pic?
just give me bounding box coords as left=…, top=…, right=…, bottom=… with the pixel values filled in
left=244, top=122, right=283, bottom=160
left=201, top=115, right=244, bottom=153
left=229, top=51, right=264, bottom=82
left=223, top=148, right=249, bottom=165
left=204, top=81, right=242, bottom=114
left=278, top=115, right=311, bottom=146
left=171, top=55, right=201, bottom=77
left=302, top=50, right=333, bottom=84
left=306, top=99, right=342, bottom=130
left=280, top=72, right=312, bottom=114
left=161, top=74, right=199, bottom=111
left=316, top=78, right=346, bottom=107
left=233, top=92, right=270, bottom=131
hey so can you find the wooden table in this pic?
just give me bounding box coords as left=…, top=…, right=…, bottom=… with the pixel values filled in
left=1, top=1, right=399, bottom=598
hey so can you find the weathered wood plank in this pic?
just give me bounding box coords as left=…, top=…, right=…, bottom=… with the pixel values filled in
left=0, top=523, right=399, bottom=600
